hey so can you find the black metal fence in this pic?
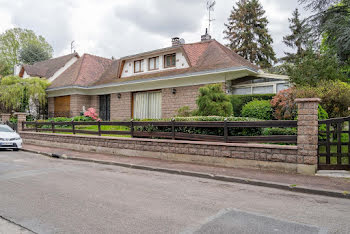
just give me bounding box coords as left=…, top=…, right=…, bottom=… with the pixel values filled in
left=318, top=117, right=350, bottom=170
left=22, top=120, right=298, bottom=144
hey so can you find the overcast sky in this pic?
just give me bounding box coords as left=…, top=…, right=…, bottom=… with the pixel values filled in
left=0, top=0, right=311, bottom=60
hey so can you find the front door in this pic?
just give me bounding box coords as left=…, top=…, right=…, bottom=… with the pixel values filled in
left=99, top=95, right=110, bottom=121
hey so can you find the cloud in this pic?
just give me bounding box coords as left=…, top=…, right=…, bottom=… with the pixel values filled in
left=114, top=0, right=205, bottom=37
left=1, top=0, right=73, bottom=55
left=0, top=0, right=312, bottom=60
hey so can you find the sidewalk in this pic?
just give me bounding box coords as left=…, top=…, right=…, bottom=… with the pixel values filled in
left=22, top=144, right=350, bottom=198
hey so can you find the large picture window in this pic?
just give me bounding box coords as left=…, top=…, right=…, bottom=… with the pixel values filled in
left=164, top=54, right=176, bottom=68
left=133, top=91, right=162, bottom=119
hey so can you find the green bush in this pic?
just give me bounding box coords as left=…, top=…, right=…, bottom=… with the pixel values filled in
left=135, top=116, right=262, bottom=137
left=176, top=106, right=193, bottom=117
left=196, top=84, right=233, bottom=117
left=295, top=81, right=350, bottom=118
left=262, top=127, right=297, bottom=136
left=230, top=94, right=275, bottom=116
left=241, top=100, right=273, bottom=120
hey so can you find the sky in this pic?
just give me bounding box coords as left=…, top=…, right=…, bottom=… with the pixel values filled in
left=0, top=0, right=311, bottom=60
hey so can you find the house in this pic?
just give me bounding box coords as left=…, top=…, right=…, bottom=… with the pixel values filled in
left=46, top=33, right=289, bottom=120
left=14, top=53, right=79, bottom=82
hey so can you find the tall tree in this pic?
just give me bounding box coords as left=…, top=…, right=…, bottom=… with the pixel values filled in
left=223, top=0, right=277, bottom=68
left=19, top=43, right=52, bottom=65
left=299, top=0, right=350, bottom=62
left=282, top=8, right=313, bottom=63
left=0, top=28, right=53, bottom=73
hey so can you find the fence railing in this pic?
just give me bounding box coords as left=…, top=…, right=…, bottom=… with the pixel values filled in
left=21, top=120, right=298, bottom=144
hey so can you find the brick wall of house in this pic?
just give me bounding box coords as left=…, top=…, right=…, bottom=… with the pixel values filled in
left=70, top=95, right=93, bottom=117
left=110, top=92, right=132, bottom=120
left=162, top=85, right=202, bottom=118
left=90, top=95, right=99, bottom=116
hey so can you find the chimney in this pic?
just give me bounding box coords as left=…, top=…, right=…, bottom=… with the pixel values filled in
left=201, top=28, right=212, bottom=41
left=172, top=37, right=181, bottom=47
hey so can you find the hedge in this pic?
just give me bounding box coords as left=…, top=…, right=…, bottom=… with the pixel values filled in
left=135, top=116, right=263, bottom=137
left=241, top=100, right=273, bottom=120
left=230, top=94, right=275, bottom=116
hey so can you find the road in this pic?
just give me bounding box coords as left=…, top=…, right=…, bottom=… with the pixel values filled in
left=0, top=150, right=349, bottom=234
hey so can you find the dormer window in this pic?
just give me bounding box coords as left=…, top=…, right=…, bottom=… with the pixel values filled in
left=164, top=54, right=176, bottom=68
left=149, top=57, right=159, bottom=71
left=134, top=59, right=144, bottom=73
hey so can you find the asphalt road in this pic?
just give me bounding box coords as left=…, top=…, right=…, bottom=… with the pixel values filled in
left=1, top=150, right=350, bottom=234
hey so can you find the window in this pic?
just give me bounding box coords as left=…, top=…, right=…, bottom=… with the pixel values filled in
left=277, top=83, right=289, bottom=92
left=164, top=54, right=176, bottom=68
left=134, top=59, right=144, bottom=73
left=232, top=87, right=252, bottom=95
left=133, top=91, right=162, bottom=119
left=149, top=57, right=159, bottom=71
left=252, top=86, right=274, bottom=94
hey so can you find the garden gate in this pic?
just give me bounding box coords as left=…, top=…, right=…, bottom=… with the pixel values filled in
left=318, top=117, right=350, bottom=170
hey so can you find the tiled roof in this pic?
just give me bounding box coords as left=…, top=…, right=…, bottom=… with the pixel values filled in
left=49, top=54, right=113, bottom=88
left=23, top=53, right=79, bottom=78
left=93, top=40, right=259, bottom=87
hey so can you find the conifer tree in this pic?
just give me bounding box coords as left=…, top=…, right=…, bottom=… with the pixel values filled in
left=282, top=8, right=313, bottom=63
left=223, top=0, right=277, bottom=68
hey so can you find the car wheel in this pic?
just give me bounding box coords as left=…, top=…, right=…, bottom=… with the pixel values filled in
left=13, top=148, right=19, bottom=151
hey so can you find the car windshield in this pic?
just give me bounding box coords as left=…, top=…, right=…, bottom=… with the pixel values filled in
left=0, top=125, right=14, bottom=132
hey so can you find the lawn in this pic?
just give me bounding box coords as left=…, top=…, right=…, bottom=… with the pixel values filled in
left=42, top=124, right=131, bottom=138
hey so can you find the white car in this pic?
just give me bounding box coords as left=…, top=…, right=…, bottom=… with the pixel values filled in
left=0, top=124, right=22, bottom=151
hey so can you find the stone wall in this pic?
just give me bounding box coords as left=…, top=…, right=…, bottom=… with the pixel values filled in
left=19, top=131, right=317, bottom=174
left=48, top=97, right=54, bottom=114
left=70, top=95, right=93, bottom=117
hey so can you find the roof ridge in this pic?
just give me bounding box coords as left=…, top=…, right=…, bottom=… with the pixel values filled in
left=83, top=53, right=113, bottom=61
left=74, top=55, right=86, bottom=84
left=31, top=52, right=78, bottom=66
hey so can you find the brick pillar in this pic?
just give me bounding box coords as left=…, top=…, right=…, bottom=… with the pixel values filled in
left=296, top=98, right=321, bottom=174
left=1, top=113, right=11, bottom=123
left=15, top=112, right=27, bottom=132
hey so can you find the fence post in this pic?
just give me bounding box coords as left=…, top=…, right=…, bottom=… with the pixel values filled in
left=130, top=119, right=134, bottom=138
left=295, top=98, right=321, bottom=175
left=51, top=121, right=55, bottom=133
left=171, top=118, right=175, bottom=140
left=98, top=121, right=101, bottom=136
left=14, top=112, right=26, bottom=132
left=35, top=121, right=38, bottom=132
left=224, top=118, right=228, bottom=142
left=72, top=120, right=75, bottom=135
left=1, top=113, right=11, bottom=124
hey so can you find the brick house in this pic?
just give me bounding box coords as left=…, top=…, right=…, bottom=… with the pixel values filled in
left=47, top=34, right=289, bottom=120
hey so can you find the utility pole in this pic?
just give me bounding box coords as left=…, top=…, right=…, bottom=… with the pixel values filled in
left=207, top=0, right=216, bottom=34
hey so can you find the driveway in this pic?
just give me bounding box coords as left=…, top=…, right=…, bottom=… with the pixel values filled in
left=0, top=150, right=349, bottom=233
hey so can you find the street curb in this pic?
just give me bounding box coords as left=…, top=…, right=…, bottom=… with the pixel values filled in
left=21, top=148, right=350, bottom=200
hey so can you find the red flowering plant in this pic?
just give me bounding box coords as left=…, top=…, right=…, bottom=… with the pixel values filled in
left=270, top=88, right=297, bottom=120
left=84, top=108, right=101, bottom=121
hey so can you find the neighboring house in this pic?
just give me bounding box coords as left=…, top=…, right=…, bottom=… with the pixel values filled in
left=46, top=33, right=290, bottom=120
left=14, top=53, right=79, bottom=82
left=48, top=54, right=113, bottom=118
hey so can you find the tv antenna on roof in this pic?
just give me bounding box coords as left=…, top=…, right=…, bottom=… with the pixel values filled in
left=206, top=0, right=216, bottom=34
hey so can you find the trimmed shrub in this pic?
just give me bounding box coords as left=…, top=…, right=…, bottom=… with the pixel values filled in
left=262, top=127, right=297, bottom=136
left=230, top=94, right=275, bottom=116
left=241, top=100, right=273, bottom=120
left=135, top=116, right=262, bottom=137
left=176, top=106, right=193, bottom=117
left=196, top=84, right=233, bottom=117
